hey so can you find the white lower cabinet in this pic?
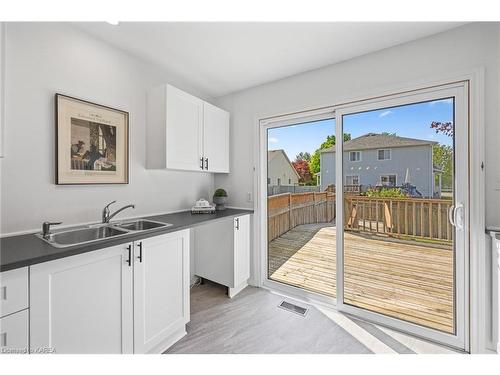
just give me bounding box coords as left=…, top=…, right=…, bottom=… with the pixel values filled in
left=29, top=229, right=190, bottom=354
left=30, top=244, right=134, bottom=354
left=133, top=230, right=190, bottom=354
left=0, top=310, right=29, bottom=354
left=194, top=214, right=251, bottom=298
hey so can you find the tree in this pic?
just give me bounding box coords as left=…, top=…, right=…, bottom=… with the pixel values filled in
left=292, top=160, right=312, bottom=183
left=295, top=152, right=311, bottom=162
left=309, top=133, right=351, bottom=174
left=433, top=144, right=453, bottom=189
left=430, top=121, right=454, bottom=189
left=430, top=121, right=453, bottom=137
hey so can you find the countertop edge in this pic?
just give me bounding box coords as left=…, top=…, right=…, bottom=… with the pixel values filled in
left=1, top=209, right=253, bottom=273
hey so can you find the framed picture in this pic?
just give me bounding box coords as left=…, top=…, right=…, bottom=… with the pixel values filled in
left=55, top=94, right=129, bottom=184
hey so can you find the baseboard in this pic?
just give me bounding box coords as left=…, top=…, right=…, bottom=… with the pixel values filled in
left=228, top=281, right=248, bottom=298
left=147, top=325, right=187, bottom=354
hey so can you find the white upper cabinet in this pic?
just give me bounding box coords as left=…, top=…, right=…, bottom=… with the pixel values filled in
left=147, top=84, right=230, bottom=173
left=203, top=102, right=230, bottom=173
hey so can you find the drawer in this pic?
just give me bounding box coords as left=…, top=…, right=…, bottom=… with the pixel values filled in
left=0, top=310, right=29, bottom=354
left=0, top=268, right=28, bottom=318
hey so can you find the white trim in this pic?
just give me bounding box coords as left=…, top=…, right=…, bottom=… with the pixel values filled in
left=379, top=174, right=397, bottom=186
left=348, top=150, right=362, bottom=162
left=345, top=175, right=360, bottom=186
left=377, top=148, right=391, bottom=161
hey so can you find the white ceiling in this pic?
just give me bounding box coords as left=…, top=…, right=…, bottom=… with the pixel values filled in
left=75, top=22, right=464, bottom=98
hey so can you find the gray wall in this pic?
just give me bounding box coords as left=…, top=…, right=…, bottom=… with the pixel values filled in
left=0, top=23, right=215, bottom=235
left=320, top=145, right=434, bottom=197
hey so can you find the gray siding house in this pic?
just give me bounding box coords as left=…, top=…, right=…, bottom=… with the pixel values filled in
left=319, top=133, right=439, bottom=198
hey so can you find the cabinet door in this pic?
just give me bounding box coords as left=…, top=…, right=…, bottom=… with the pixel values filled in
left=233, top=215, right=250, bottom=287
left=166, top=84, right=204, bottom=171
left=203, top=102, right=230, bottom=173
left=134, top=230, right=190, bottom=354
left=0, top=310, right=29, bottom=354
left=30, top=244, right=134, bottom=354
left=0, top=267, right=28, bottom=318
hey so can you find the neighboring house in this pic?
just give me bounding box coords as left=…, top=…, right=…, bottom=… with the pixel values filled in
left=268, top=149, right=300, bottom=186
left=319, top=133, right=440, bottom=198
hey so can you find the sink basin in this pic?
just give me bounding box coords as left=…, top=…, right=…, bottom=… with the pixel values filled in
left=38, top=226, right=129, bottom=248
left=113, top=219, right=171, bottom=232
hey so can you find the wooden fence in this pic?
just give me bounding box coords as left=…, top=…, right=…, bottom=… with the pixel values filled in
left=268, top=192, right=335, bottom=242
left=344, top=196, right=453, bottom=242
left=268, top=192, right=454, bottom=244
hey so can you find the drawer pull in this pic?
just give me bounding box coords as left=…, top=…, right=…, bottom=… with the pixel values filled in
left=1, top=332, right=6, bottom=347
left=1, top=286, right=6, bottom=300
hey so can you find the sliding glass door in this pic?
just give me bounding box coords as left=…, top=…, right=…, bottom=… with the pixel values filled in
left=334, top=83, right=469, bottom=350
left=261, top=110, right=337, bottom=300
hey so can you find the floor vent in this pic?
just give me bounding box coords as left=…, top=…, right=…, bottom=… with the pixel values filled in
left=278, top=300, right=309, bottom=317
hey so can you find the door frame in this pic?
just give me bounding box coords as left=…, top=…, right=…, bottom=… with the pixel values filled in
left=258, top=107, right=337, bottom=307
left=254, top=69, right=485, bottom=353
left=334, top=82, right=469, bottom=351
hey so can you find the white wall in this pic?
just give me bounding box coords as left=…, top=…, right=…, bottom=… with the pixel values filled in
left=0, top=23, right=214, bottom=234
left=214, top=22, right=500, bottom=352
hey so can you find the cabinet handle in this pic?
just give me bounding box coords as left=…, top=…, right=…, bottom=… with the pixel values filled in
left=1, top=286, right=6, bottom=300
left=235, top=217, right=240, bottom=230
left=200, top=157, right=204, bottom=170
left=126, top=244, right=132, bottom=266
left=137, top=242, right=143, bottom=263
left=205, top=157, right=209, bottom=170
left=1, top=332, right=6, bottom=347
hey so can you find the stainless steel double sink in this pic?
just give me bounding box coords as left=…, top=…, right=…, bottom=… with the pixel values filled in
left=37, top=219, right=172, bottom=248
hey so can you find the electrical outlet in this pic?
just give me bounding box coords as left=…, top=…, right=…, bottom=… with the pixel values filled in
left=247, top=192, right=253, bottom=202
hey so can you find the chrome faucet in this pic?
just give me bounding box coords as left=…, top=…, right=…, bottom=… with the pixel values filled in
left=102, top=201, right=135, bottom=224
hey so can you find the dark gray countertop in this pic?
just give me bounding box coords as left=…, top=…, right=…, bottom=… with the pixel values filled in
left=0, top=208, right=253, bottom=272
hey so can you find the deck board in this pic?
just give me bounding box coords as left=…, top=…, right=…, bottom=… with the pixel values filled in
left=268, top=223, right=454, bottom=333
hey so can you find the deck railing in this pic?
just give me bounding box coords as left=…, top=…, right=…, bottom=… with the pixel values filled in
left=267, top=192, right=335, bottom=242
left=344, top=196, right=453, bottom=242
left=268, top=192, right=454, bottom=243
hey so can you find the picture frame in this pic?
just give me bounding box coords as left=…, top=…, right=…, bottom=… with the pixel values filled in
left=55, top=94, right=129, bottom=185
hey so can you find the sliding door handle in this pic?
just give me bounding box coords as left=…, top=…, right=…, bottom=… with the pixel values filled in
left=448, top=205, right=455, bottom=227
left=454, top=203, right=464, bottom=231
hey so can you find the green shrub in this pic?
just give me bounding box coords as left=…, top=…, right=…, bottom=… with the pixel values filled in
left=363, top=187, right=407, bottom=198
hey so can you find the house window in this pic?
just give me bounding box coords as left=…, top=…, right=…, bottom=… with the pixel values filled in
left=267, top=177, right=271, bottom=185
left=349, top=151, right=361, bottom=162
left=288, top=178, right=291, bottom=184
left=277, top=178, right=281, bottom=186
left=378, top=149, right=391, bottom=160
left=345, top=175, right=359, bottom=185
left=380, top=174, right=397, bottom=186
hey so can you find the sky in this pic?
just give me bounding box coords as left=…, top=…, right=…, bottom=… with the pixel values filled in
left=267, top=98, right=454, bottom=161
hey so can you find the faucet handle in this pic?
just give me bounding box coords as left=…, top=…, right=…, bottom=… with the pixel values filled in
left=42, top=221, right=62, bottom=239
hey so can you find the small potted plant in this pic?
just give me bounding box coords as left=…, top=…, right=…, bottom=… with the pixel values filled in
left=213, top=188, right=228, bottom=211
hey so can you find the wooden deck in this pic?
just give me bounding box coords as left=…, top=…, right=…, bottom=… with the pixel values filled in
left=268, top=223, right=454, bottom=333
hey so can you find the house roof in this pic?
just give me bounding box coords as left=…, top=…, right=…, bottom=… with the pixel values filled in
left=268, top=149, right=301, bottom=179
left=320, top=133, right=437, bottom=153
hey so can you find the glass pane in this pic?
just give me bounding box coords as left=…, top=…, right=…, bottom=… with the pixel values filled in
left=342, top=98, right=455, bottom=333
left=267, top=118, right=336, bottom=297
